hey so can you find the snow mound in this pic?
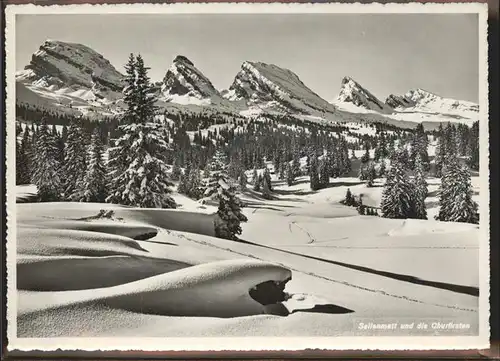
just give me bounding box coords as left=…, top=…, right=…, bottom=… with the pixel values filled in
left=19, top=259, right=292, bottom=319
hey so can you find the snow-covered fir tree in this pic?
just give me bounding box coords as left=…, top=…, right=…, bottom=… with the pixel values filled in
left=468, top=121, right=479, bottom=171
left=263, top=166, right=272, bottom=192
left=378, top=159, right=387, bottom=178
left=106, top=54, right=176, bottom=208
left=31, top=123, right=62, bottom=201
left=214, top=179, right=248, bottom=240
left=62, top=119, right=87, bottom=201
left=261, top=172, right=272, bottom=199
left=81, top=129, right=108, bottom=203
left=252, top=169, right=261, bottom=191
left=204, top=148, right=229, bottom=198
left=239, top=170, right=248, bottom=190
left=410, top=123, right=430, bottom=171
left=170, top=158, right=181, bottom=181
left=380, top=156, right=416, bottom=219
left=187, top=167, right=203, bottom=199
left=278, top=160, right=286, bottom=180
left=285, top=162, right=294, bottom=186
left=366, top=162, right=376, bottom=187
left=309, top=154, right=320, bottom=191
left=16, top=127, right=32, bottom=185
left=360, top=144, right=370, bottom=164
left=177, top=171, right=188, bottom=195
left=434, top=124, right=446, bottom=177
left=437, top=156, right=478, bottom=224
left=292, top=148, right=301, bottom=177
left=319, top=158, right=330, bottom=187
left=342, top=188, right=357, bottom=207
left=412, top=154, right=428, bottom=219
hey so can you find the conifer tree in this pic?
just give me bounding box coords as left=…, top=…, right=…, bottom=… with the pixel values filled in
left=252, top=168, right=261, bottom=191
left=239, top=170, right=248, bottom=190
left=62, top=119, right=87, bottom=201
left=380, top=158, right=416, bottom=219
left=343, top=188, right=356, bottom=206
left=410, top=123, right=430, bottom=171
left=107, top=54, right=176, bottom=208
left=278, top=159, right=286, bottom=180
left=413, top=154, right=428, bottom=219
left=286, top=162, right=294, bottom=186
left=366, top=162, right=376, bottom=187
left=171, top=158, right=181, bottom=181
left=214, top=179, right=248, bottom=240
left=437, top=156, right=478, bottom=223
left=31, top=123, right=62, bottom=201
left=468, top=121, right=479, bottom=171
left=187, top=167, right=203, bottom=199
left=434, top=124, right=446, bottom=177
left=292, top=149, right=301, bottom=177
left=16, top=128, right=32, bottom=185
left=261, top=172, right=272, bottom=199
left=204, top=148, right=229, bottom=198
left=361, top=144, right=370, bottom=164
left=263, top=166, right=273, bottom=192
left=319, top=158, right=330, bottom=187
left=177, top=171, right=188, bottom=195
left=81, top=129, right=108, bottom=203
left=309, top=154, right=320, bottom=191
left=378, top=159, right=387, bottom=178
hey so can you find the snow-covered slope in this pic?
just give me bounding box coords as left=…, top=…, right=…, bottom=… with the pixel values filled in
left=17, top=40, right=125, bottom=102
left=224, top=61, right=337, bottom=117
left=334, top=76, right=392, bottom=113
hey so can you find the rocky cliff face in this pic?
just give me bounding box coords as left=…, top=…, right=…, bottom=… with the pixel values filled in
left=225, top=61, right=337, bottom=116
left=161, top=55, right=220, bottom=99
left=385, top=94, right=416, bottom=108
left=335, top=76, right=392, bottom=113
left=17, top=40, right=125, bottom=100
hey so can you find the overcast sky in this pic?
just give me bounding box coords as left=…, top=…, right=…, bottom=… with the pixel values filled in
left=16, top=13, right=479, bottom=102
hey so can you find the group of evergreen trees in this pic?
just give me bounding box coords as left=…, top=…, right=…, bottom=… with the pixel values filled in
left=377, top=122, right=478, bottom=224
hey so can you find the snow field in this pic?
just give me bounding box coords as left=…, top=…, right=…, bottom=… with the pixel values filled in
left=15, top=171, right=480, bottom=337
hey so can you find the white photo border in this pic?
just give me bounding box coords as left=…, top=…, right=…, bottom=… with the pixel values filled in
left=4, top=2, right=490, bottom=352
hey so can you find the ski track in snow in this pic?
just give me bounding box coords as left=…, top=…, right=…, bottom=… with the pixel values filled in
left=171, top=230, right=476, bottom=313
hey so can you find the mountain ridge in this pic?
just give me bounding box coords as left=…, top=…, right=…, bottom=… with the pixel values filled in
left=15, top=39, right=479, bottom=129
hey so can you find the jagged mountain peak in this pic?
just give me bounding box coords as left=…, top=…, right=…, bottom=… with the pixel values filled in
left=161, top=55, right=220, bottom=101
left=17, top=39, right=125, bottom=100
left=335, top=76, right=392, bottom=113
left=225, top=60, right=336, bottom=116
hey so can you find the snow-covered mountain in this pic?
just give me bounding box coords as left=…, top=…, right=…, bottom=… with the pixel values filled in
left=386, top=88, right=479, bottom=116
left=17, top=40, right=125, bottom=102
left=223, top=61, right=337, bottom=117
left=334, top=76, right=392, bottom=113
left=161, top=55, right=222, bottom=106
left=331, top=76, right=479, bottom=127
left=15, top=39, right=479, bottom=130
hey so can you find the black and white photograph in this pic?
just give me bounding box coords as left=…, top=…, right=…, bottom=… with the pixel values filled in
left=5, top=3, right=489, bottom=351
